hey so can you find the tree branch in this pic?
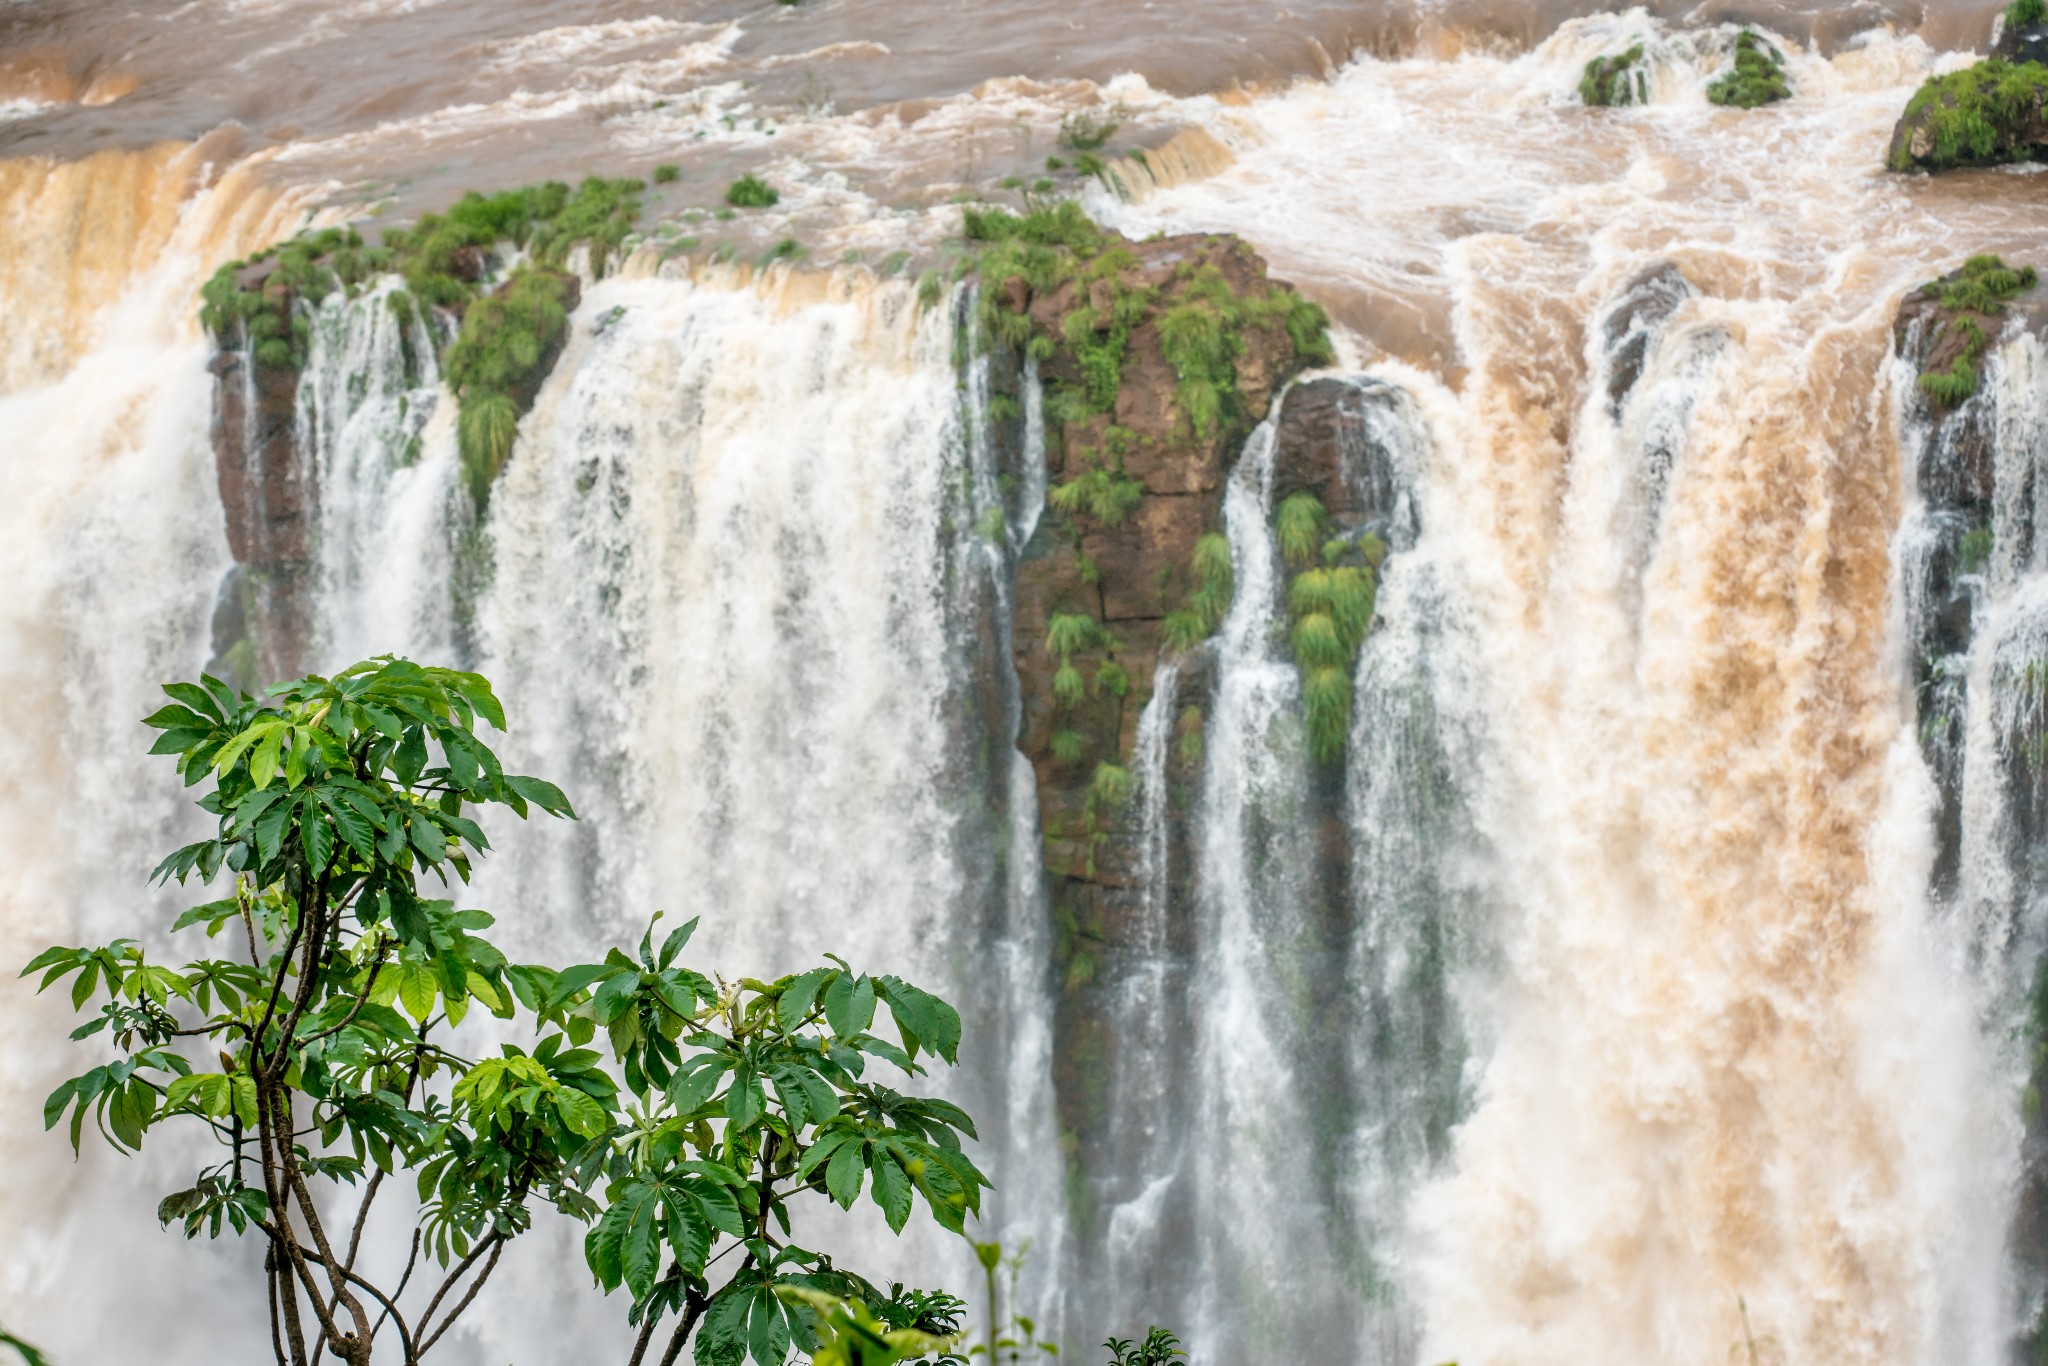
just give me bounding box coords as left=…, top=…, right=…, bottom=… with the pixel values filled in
left=416, top=1237, right=503, bottom=1356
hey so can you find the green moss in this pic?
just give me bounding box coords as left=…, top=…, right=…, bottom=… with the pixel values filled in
left=1891, top=59, right=2048, bottom=171
left=1580, top=44, right=1649, bottom=108
left=1961, top=525, right=1995, bottom=573
left=1913, top=254, right=2040, bottom=409
left=1708, top=31, right=1790, bottom=109
left=725, top=173, right=779, bottom=208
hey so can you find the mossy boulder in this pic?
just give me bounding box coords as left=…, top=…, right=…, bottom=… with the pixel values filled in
left=1896, top=254, right=2041, bottom=412
left=1887, top=59, right=2048, bottom=172
left=1707, top=30, right=1791, bottom=109
left=1996, top=0, right=2048, bottom=66
left=1580, top=44, right=1649, bottom=107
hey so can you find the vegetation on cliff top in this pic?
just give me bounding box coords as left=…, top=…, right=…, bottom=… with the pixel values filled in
left=1887, top=59, right=2048, bottom=172
left=1913, top=254, right=2040, bottom=409
left=1708, top=31, right=1790, bottom=109
left=199, top=176, right=648, bottom=508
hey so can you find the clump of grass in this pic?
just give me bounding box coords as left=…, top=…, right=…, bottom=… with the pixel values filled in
left=1914, top=254, right=2040, bottom=409
left=1580, top=44, right=1649, bottom=107
left=1050, top=729, right=1089, bottom=765
left=1890, top=59, right=2048, bottom=171
left=761, top=237, right=807, bottom=265
left=725, top=173, right=779, bottom=208
left=653, top=163, right=681, bottom=183
left=1277, top=491, right=1328, bottom=567
left=1284, top=525, right=1380, bottom=764
left=1058, top=108, right=1122, bottom=152
left=1708, top=31, right=1790, bottom=109
left=1086, top=762, right=1133, bottom=817
left=1050, top=465, right=1144, bottom=528
left=2011, top=0, right=2047, bottom=27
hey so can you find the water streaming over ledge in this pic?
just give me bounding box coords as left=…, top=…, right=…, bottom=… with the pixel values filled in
left=11, top=9, right=2048, bottom=1365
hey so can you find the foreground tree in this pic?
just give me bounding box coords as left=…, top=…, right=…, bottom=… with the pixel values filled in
left=22, top=658, right=979, bottom=1366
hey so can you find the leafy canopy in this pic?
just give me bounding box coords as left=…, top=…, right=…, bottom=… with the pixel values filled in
left=21, top=657, right=983, bottom=1366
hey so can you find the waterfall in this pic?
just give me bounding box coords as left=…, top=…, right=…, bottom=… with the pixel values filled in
left=16, top=13, right=2048, bottom=1365
left=299, top=278, right=460, bottom=666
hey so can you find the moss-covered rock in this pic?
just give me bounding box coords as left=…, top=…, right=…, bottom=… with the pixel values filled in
left=1899, top=254, right=2041, bottom=411
left=1708, top=31, right=1791, bottom=109
left=1996, top=0, right=2048, bottom=66
left=1887, top=59, right=2048, bottom=173
left=1580, top=44, right=1649, bottom=107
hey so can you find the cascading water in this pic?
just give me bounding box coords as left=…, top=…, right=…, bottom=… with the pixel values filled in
left=16, top=9, right=2048, bottom=1366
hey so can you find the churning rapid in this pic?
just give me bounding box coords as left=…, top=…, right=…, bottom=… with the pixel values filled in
left=7, top=5, right=2048, bottom=1365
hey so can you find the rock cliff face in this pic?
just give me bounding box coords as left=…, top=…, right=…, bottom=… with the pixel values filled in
left=207, top=303, right=315, bottom=690
left=975, top=224, right=1343, bottom=1180
left=1893, top=263, right=2048, bottom=1338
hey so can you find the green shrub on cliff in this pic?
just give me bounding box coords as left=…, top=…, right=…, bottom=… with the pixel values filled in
left=446, top=267, right=577, bottom=506
left=1279, top=496, right=1380, bottom=764
left=2011, top=0, right=2047, bottom=28
left=1580, top=44, right=1649, bottom=107
left=1707, top=31, right=1791, bottom=109
left=1888, top=59, right=2048, bottom=172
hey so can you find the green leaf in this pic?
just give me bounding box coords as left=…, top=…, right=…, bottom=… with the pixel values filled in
left=253, top=797, right=295, bottom=866
left=249, top=727, right=284, bottom=789
left=41, top=1078, right=77, bottom=1132
left=397, top=962, right=439, bottom=1024
left=658, top=916, right=700, bottom=969
left=794, top=1129, right=853, bottom=1183
left=161, top=681, right=224, bottom=722
left=870, top=1150, right=913, bottom=1232
left=823, top=973, right=875, bottom=1038
left=777, top=968, right=832, bottom=1035
left=748, top=1288, right=792, bottom=1366
left=623, top=1186, right=663, bottom=1300
left=555, top=1087, right=610, bottom=1138
left=300, top=794, right=333, bottom=873
left=824, top=1138, right=865, bottom=1208
left=166, top=1073, right=233, bottom=1117
left=505, top=773, right=576, bottom=819
left=697, top=1285, right=752, bottom=1366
